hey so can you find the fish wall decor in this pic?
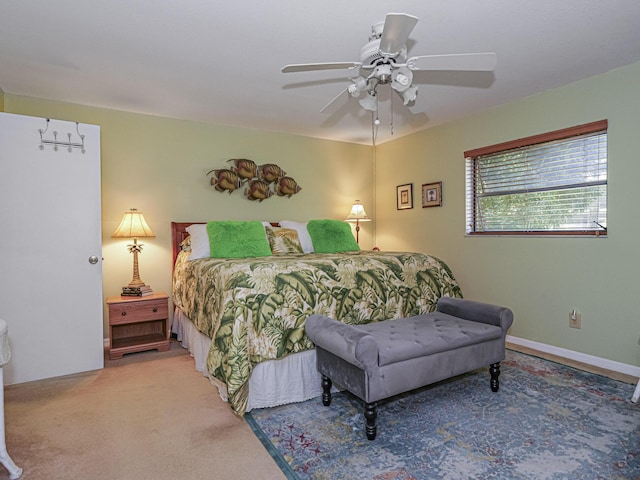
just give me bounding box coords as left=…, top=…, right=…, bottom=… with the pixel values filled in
left=258, top=163, right=287, bottom=183
left=245, top=179, right=273, bottom=202
left=227, top=158, right=258, bottom=182
left=207, top=159, right=301, bottom=201
left=275, top=176, right=302, bottom=198
left=206, top=168, right=242, bottom=193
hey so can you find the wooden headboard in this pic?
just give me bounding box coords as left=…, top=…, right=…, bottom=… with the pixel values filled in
left=171, top=222, right=204, bottom=265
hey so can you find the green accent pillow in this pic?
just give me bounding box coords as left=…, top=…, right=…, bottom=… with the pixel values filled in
left=307, top=219, right=360, bottom=253
left=207, top=221, right=272, bottom=258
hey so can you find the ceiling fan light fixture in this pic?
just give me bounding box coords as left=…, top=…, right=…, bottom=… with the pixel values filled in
left=348, top=76, right=369, bottom=97
left=401, top=86, right=418, bottom=105
left=359, top=92, right=378, bottom=111
left=391, top=66, right=413, bottom=92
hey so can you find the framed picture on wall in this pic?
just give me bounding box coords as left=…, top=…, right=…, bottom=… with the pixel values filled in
left=396, top=183, right=413, bottom=210
left=422, top=182, right=442, bottom=208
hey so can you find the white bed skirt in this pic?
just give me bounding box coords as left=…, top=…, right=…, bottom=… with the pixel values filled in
left=172, top=307, right=325, bottom=412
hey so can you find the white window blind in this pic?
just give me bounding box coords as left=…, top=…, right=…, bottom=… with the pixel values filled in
left=465, top=121, right=608, bottom=236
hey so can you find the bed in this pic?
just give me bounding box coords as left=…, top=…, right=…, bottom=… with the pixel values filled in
left=171, top=221, right=463, bottom=415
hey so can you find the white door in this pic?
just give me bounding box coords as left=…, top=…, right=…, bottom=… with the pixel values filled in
left=0, top=113, right=104, bottom=384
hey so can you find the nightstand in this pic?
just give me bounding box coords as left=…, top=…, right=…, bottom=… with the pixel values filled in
left=106, top=292, right=170, bottom=360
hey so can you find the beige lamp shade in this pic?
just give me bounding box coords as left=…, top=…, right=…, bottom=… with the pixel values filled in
left=112, top=208, right=155, bottom=239
left=345, top=200, right=371, bottom=223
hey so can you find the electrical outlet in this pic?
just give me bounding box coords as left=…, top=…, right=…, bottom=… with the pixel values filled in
left=569, top=309, right=582, bottom=329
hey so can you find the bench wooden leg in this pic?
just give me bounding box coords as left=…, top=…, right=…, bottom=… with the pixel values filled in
left=321, top=375, right=332, bottom=406
left=365, top=402, right=377, bottom=441
left=490, top=362, right=500, bottom=392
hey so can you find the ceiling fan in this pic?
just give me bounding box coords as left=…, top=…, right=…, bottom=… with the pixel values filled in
left=282, top=13, right=497, bottom=115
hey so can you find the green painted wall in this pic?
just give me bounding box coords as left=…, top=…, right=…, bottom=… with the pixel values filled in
left=375, top=61, right=640, bottom=367
left=5, top=61, right=640, bottom=368
left=0, top=88, right=4, bottom=111
left=4, top=95, right=374, bottom=336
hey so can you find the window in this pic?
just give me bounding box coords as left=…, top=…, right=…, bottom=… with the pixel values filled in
left=465, top=120, right=608, bottom=236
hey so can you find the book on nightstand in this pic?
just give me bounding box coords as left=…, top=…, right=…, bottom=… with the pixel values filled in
left=121, top=285, right=153, bottom=297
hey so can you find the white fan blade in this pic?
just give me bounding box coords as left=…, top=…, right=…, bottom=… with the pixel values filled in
left=407, top=53, right=497, bottom=71
left=320, top=87, right=350, bottom=113
left=282, top=62, right=362, bottom=73
left=379, top=13, right=419, bottom=57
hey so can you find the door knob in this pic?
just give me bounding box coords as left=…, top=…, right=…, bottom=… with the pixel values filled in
left=88, top=255, right=99, bottom=264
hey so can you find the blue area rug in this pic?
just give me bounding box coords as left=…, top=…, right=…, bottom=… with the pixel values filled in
left=245, top=350, right=640, bottom=479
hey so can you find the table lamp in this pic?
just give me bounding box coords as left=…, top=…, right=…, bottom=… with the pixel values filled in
left=345, top=200, right=371, bottom=244
left=111, top=208, right=155, bottom=295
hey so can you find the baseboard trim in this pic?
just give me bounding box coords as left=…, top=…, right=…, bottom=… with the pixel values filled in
left=506, top=335, right=640, bottom=382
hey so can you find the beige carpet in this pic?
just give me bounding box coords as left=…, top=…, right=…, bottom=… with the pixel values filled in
left=1, top=341, right=286, bottom=479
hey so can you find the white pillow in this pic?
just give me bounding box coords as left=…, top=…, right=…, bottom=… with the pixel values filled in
left=186, top=224, right=210, bottom=260
left=279, top=220, right=314, bottom=253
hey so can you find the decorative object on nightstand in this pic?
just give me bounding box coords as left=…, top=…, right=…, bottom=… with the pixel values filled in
left=106, top=292, right=170, bottom=359
left=112, top=208, right=155, bottom=296
left=345, top=200, right=371, bottom=244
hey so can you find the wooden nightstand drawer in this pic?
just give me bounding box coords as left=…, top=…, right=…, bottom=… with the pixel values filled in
left=109, top=298, right=168, bottom=325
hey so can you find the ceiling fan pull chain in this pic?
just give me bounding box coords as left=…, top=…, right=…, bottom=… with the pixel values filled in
left=371, top=111, right=378, bottom=146
left=390, top=92, right=394, bottom=136
left=373, top=92, right=381, bottom=127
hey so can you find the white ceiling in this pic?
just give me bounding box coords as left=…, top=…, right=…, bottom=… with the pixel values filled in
left=1, top=1, right=640, bottom=145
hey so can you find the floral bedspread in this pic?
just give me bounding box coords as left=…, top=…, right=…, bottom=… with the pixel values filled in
left=172, top=250, right=462, bottom=415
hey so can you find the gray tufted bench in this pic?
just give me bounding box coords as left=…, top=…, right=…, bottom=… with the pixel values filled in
left=305, top=297, right=514, bottom=440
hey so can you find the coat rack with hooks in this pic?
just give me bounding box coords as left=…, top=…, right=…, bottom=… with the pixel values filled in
left=38, top=118, right=86, bottom=153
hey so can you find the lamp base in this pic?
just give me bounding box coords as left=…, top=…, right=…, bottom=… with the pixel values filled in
left=121, top=284, right=153, bottom=297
